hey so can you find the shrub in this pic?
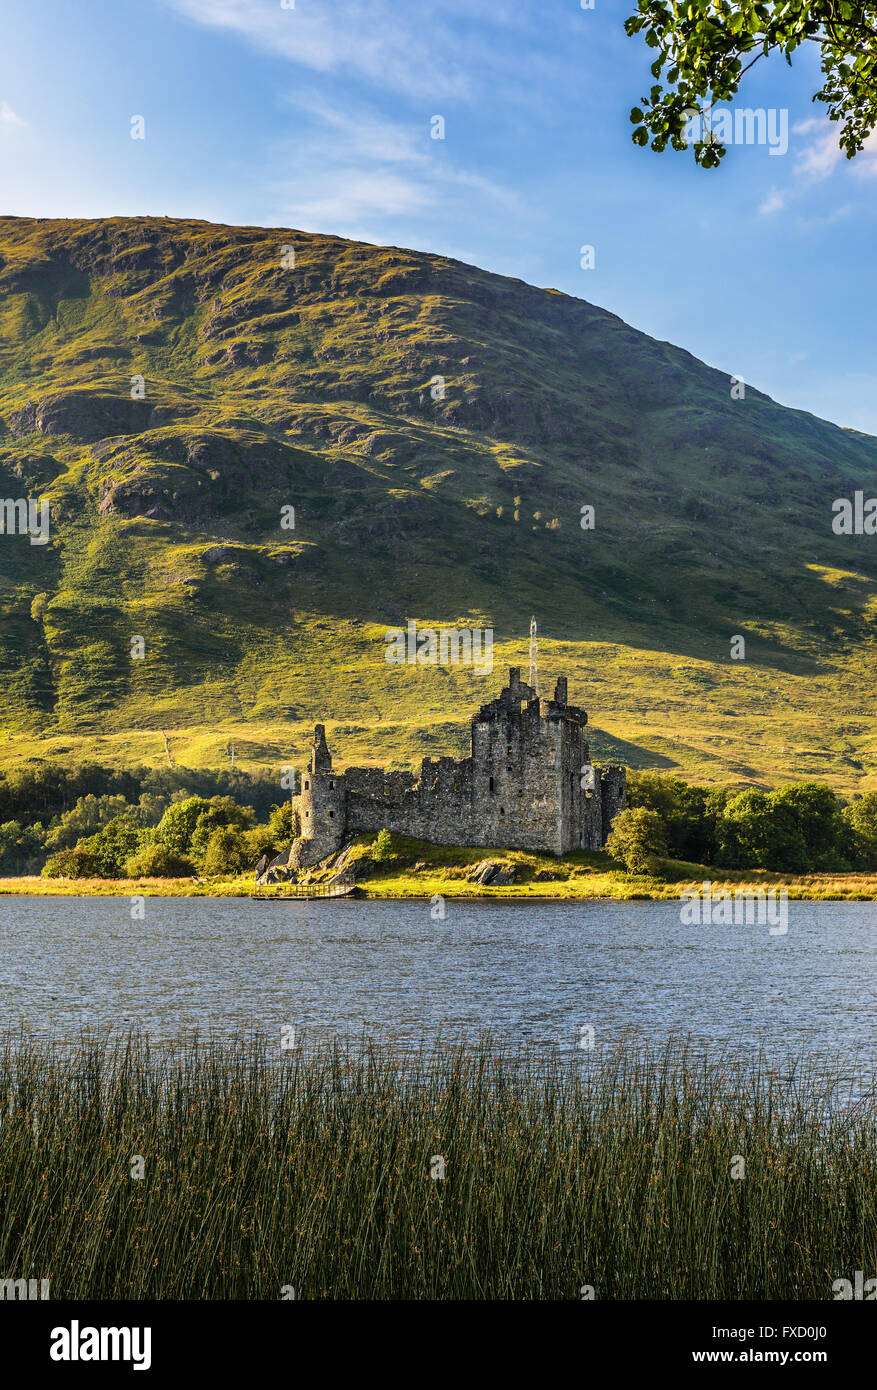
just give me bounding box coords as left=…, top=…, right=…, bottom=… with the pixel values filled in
left=371, top=829, right=394, bottom=862
left=42, top=844, right=104, bottom=879
left=124, top=842, right=194, bottom=879
left=154, top=797, right=209, bottom=857
left=605, top=807, right=668, bottom=875
left=0, top=820, right=47, bottom=875
left=199, top=826, right=250, bottom=877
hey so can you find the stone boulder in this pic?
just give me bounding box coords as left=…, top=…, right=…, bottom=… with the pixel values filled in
left=466, top=860, right=517, bottom=886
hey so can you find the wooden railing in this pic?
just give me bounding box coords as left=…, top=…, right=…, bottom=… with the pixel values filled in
left=253, top=872, right=355, bottom=900
left=284, top=878, right=354, bottom=899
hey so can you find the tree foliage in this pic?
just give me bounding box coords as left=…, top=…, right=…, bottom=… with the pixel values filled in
left=199, top=826, right=251, bottom=877
left=626, top=2, right=877, bottom=167
left=0, top=820, right=47, bottom=875
left=42, top=816, right=144, bottom=879
left=124, top=842, right=194, bottom=879
left=154, top=797, right=210, bottom=857
left=371, top=829, right=395, bottom=862
left=627, top=772, right=864, bottom=872
left=842, top=791, right=877, bottom=862
left=188, top=797, right=255, bottom=863
left=44, top=794, right=132, bottom=850
left=606, top=807, right=669, bottom=874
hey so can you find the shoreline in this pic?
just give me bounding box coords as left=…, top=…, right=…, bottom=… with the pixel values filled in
left=3, top=871, right=877, bottom=902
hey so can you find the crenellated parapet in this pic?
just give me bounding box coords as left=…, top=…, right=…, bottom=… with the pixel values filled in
left=288, top=670, right=626, bottom=866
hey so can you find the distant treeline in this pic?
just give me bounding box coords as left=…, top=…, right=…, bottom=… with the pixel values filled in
left=623, top=771, right=877, bottom=874
left=0, top=761, right=296, bottom=878
left=3, top=760, right=877, bottom=879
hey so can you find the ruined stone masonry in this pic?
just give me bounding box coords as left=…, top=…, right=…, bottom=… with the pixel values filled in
left=289, top=668, right=626, bottom=867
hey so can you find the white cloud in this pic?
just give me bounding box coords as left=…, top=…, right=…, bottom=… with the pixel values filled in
left=286, top=171, right=432, bottom=229
left=793, top=117, right=877, bottom=180
left=264, top=94, right=521, bottom=240
left=0, top=100, right=25, bottom=128
left=793, top=117, right=845, bottom=178
left=162, top=0, right=578, bottom=245
left=795, top=202, right=854, bottom=231
left=758, top=189, right=785, bottom=215
left=165, top=0, right=563, bottom=111
left=167, top=0, right=476, bottom=100
left=757, top=119, right=877, bottom=219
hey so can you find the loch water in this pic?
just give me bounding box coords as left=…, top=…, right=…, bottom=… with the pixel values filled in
left=1, top=897, right=875, bottom=1071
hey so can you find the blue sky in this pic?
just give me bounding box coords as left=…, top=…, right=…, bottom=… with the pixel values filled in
left=1, top=0, right=875, bottom=432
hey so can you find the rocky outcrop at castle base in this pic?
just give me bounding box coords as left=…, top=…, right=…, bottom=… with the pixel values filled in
left=288, top=669, right=627, bottom=867
left=466, top=860, right=517, bottom=886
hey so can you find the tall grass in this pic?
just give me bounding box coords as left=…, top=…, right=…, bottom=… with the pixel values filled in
left=0, top=1032, right=875, bottom=1299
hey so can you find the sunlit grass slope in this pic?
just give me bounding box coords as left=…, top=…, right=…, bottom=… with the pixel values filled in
left=1, top=216, right=876, bottom=790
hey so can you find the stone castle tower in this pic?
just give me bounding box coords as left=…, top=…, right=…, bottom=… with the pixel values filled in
left=291, top=669, right=626, bottom=867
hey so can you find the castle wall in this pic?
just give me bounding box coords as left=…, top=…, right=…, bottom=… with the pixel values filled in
left=470, top=701, right=567, bottom=854
left=288, top=670, right=627, bottom=867
left=347, top=703, right=593, bottom=855
left=581, top=767, right=603, bottom=850
left=346, top=758, right=478, bottom=845
left=599, top=764, right=627, bottom=833
left=291, top=760, right=347, bottom=867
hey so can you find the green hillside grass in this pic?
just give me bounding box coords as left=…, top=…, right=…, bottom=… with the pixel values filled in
left=1, top=216, right=876, bottom=791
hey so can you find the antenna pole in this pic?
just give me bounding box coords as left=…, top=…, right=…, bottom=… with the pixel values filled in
left=528, top=616, right=539, bottom=694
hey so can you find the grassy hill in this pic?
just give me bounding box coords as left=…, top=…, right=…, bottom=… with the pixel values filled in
left=1, top=215, right=876, bottom=791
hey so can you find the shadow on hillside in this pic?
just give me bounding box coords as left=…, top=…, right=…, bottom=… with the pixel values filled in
left=587, top=728, right=676, bottom=770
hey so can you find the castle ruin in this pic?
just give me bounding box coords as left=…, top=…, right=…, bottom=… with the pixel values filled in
left=289, top=668, right=626, bottom=866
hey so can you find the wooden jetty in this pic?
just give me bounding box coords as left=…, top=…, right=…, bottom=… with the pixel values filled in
left=250, top=876, right=356, bottom=902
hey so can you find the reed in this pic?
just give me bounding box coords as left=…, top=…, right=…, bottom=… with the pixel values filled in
left=0, top=1032, right=874, bottom=1299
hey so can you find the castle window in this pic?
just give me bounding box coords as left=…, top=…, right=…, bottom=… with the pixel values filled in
left=507, top=746, right=513, bottom=756
left=499, top=807, right=505, bottom=816
left=305, top=810, right=310, bottom=818
left=329, top=811, right=334, bottom=818
left=489, top=777, right=494, bottom=793
left=329, top=781, right=334, bottom=790
left=304, top=780, right=309, bottom=790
